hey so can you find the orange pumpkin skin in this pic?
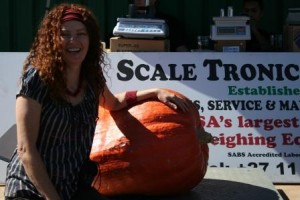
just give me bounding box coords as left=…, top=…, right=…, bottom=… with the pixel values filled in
left=90, top=89, right=209, bottom=196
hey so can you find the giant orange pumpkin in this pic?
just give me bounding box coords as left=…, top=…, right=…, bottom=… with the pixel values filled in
left=90, top=89, right=210, bottom=196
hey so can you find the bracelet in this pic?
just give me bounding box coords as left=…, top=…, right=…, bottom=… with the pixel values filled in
left=125, top=90, right=137, bottom=106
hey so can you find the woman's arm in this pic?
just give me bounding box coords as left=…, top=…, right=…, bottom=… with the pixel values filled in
left=100, top=86, right=189, bottom=112
left=16, top=96, right=60, bottom=200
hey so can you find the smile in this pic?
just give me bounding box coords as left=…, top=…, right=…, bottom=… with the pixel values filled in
left=67, top=48, right=81, bottom=52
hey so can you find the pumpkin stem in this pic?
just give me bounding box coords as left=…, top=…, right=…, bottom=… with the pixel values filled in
left=196, top=127, right=213, bottom=144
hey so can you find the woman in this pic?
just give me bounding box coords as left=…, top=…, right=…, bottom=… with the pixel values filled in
left=5, top=3, right=189, bottom=200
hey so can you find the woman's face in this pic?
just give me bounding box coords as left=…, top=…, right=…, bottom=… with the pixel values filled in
left=60, top=20, right=89, bottom=68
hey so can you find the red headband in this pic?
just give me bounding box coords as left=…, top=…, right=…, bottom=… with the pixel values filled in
left=62, top=8, right=83, bottom=22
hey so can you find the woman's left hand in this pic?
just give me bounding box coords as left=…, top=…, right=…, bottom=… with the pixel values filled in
left=157, top=90, right=190, bottom=112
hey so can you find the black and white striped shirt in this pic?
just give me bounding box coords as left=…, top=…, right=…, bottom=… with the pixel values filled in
left=5, top=67, right=99, bottom=199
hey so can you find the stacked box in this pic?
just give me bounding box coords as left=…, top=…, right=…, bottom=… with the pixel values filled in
left=110, top=37, right=170, bottom=52
left=214, top=40, right=246, bottom=52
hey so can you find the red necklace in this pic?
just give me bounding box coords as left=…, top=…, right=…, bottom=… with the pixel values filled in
left=66, top=77, right=83, bottom=97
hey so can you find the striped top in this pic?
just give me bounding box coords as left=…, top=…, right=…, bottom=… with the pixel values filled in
left=5, top=67, right=100, bottom=199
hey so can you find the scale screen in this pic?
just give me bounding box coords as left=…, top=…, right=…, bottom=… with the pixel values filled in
left=118, top=23, right=162, bottom=30
left=217, top=26, right=247, bottom=35
left=113, top=18, right=168, bottom=39
left=211, top=25, right=250, bottom=40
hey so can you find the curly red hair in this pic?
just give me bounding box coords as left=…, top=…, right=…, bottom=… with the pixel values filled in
left=23, top=3, right=107, bottom=100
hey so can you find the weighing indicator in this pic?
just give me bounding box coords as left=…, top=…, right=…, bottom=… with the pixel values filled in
left=211, top=16, right=251, bottom=40
left=113, top=18, right=168, bottom=39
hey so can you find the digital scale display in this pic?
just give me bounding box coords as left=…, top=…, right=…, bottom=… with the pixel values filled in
left=210, top=16, right=251, bottom=40
left=217, top=26, right=247, bottom=35
left=118, top=23, right=163, bottom=33
left=113, top=18, right=168, bottom=39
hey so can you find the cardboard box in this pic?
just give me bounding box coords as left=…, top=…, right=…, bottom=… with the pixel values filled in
left=110, top=37, right=169, bottom=52
left=283, top=25, right=300, bottom=52
left=214, top=40, right=246, bottom=52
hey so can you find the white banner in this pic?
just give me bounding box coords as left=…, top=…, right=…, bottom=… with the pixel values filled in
left=0, top=52, right=299, bottom=183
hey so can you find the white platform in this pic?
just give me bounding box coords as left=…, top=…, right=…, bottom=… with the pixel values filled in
left=189, top=167, right=283, bottom=200
left=103, top=168, right=284, bottom=200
